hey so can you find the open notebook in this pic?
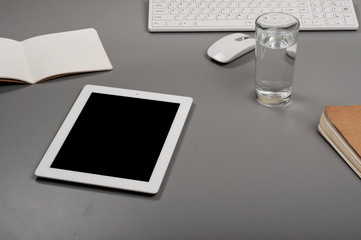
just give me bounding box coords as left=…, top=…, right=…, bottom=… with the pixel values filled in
left=0, top=28, right=113, bottom=84
left=318, top=105, right=361, bottom=178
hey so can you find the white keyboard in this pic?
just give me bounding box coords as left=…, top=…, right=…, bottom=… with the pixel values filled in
left=148, top=0, right=359, bottom=31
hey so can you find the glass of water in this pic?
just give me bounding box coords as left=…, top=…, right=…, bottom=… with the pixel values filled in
left=255, top=13, right=300, bottom=107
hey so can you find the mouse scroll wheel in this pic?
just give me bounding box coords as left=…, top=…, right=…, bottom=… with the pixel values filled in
left=235, top=36, right=249, bottom=41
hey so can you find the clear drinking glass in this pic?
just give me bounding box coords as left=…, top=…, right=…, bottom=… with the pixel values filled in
left=255, top=12, right=300, bottom=107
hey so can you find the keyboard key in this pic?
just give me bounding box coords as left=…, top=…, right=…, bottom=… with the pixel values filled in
left=284, top=8, right=300, bottom=14
left=153, top=3, right=168, bottom=8
left=153, top=9, right=169, bottom=15
left=302, top=19, right=313, bottom=25
left=182, top=21, right=195, bottom=27
left=335, top=19, right=346, bottom=25
left=313, top=13, right=323, bottom=19
left=153, top=15, right=175, bottom=20
left=246, top=21, right=255, bottom=27
left=167, top=21, right=180, bottom=27
left=313, top=19, right=323, bottom=25
left=153, top=21, right=166, bottom=27
left=343, top=7, right=352, bottom=13
left=325, top=19, right=335, bottom=25
left=345, top=13, right=355, bottom=24
left=301, top=13, right=312, bottom=18
left=197, top=20, right=245, bottom=27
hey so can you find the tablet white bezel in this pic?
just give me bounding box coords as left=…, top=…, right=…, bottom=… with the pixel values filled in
left=35, top=84, right=193, bottom=194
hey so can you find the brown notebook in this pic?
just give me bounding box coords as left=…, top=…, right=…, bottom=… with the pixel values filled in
left=318, top=105, right=361, bottom=178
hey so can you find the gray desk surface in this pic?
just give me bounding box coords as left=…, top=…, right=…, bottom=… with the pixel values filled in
left=1, top=0, right=361, bottom=239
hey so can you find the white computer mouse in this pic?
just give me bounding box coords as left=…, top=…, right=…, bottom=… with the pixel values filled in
left=207, top=33, right=255, bottom=63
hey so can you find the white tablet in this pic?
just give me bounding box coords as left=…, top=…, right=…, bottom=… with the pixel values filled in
left=35, top=85, right=193, bottom=194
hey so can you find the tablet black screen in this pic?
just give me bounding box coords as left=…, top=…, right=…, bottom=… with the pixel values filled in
left=50, top=93, right=180, bottom=182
